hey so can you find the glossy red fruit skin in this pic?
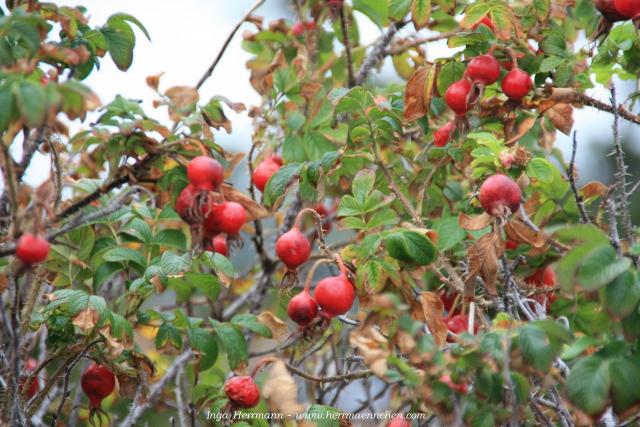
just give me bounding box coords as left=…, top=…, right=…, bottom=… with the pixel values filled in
left=501, top=68, right=532, bottom=101
left=252, top=156, right=282, bottom=192
left=224, top=376, right=260, bottom=408
left=467, top=55, right=501, bottom=85
left=275, top=228, right=311, bottom=269
left=446, top=314, right=479, bottom=342
left=212, top=235, right=228, bottom=256
left=613, top=0, right=640, bottom=19
left=287, top=290, right=319, bottom=325
left=445, top=79, right=473, bottom=116
left=16, top=234, right=50, bottom=265
left=479, top=174, right=522, bottom=216
left=187, top=156, right=224, bottom=191
left=314, top=274, right=355, bottom=317
left=306, top=20, right=316, bottom=31
left=471, top=16, right=495, bottom=32
left=434, top=121, right=455, bottom=147
left=506, top=239, right=520, bottom=250
left=387, top=415, right=411, bottom=427
left=526, top=265, right=557, bottom=311
left=81, top=364, right=116, bottom=408
left=439, top=374, right=469, bottom=394
left=597, top=0, right=627, bottom=20
left=204, top=202, right=247, bottom=235
left=175, top=184, right=198, bottom=223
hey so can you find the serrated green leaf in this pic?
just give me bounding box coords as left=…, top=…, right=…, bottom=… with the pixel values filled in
left=231, top=314, right=272, bottom=338
left=188, top=328, right=218, bottom=370
left=213, top=322, right=248, bottom=369
left=567, top=356, right=610, bottom=416
left=263, top=163, right=303, bottom=207
left=385, top=230, right=437, bottom=265
left=103, top=247, right=147, bottom=267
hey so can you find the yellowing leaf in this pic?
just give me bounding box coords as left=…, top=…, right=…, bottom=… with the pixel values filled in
left=412, top=0, right=432, bottom=30
left=349, top=321, right=389, bottom=377
left=257, top=311, right=289, bottom=342
left=72, top=308, right=99, bottom=332
left=261, top=360, right=305, bottom=416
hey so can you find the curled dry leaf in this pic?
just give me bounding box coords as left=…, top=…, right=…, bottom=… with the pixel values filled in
left=403, top=66, right=429, bottom=122
left=505, top=219, right=546, bottom=248
left=505, top=116, right=537, bottom=145
left=545, top=103, right=574, bottom=135
left=257, top=311, right=289, bottom=342
left=220, top=183, right=269, bottom=221
left=349, top=319, right=390, bottom=377
left=458, top=212, right=494, bottom=231
left=465, top=231, right=506, bottom=296
left=99, top=326, right=126, bottom=358
left=72, top=308, right=99, bottom=332
left=164, top=86, right=199, bottom=109
left=580, top=181, right=608, bottom=199
left=410, top=291, right=448, bottom=346
left=145, top=72, right=164, bottom=91
left=261, top=360, right=305, bottom=416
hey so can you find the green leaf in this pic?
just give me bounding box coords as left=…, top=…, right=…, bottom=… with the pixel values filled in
left=517, top=324, right=555, bottom=371
left=526, top=158, right=554, bottom=183
left=153, top=229, right=187, bottom=250
left=160, top=251, right=191, bottom=274
left=567, top=356, right=610, bottom=416
left=385, top=230, right=437, bottom=265
left=214, top=322, right=248, bottom=369
left=14, top=81, right=46, bottom=127
left=101, top=19, right=135, bottom=71
left=539, top=56, right=564, bottom=72
left=352, top=169, right=375, bottom=203
left=108, top=13, right=150, bottom=40
left=0, top=85, right=16, bottom=131
left=155, top=323, right=183, bottom=351
left=203, top=252, right=235, bottom=281
left=576, top=245, right=631, bottom=291
left=231, top=314, right=272, bottom=338
left=188, top=328, right=218, bottom=370
left=436, top=61, right=466, bottom=96
left=94, top=262, right=123, bottom=288
left=353, top=0, right=388, bottom=28
left=184, top=272, right=220, bottom=303
left=389, top=0, right=412, bottom=21
left=103, top=247, right=147, bottom=267
left=109, top=312, right=133, bottom=341
left=431, top=216, right=466, bottom=250
left=412, top=0, right=432, bottom=29
left=263, top=163, right=302, bottom=207
left=337, top=195, right=362, bottom=217
left=603, top=270, right=640, bottom=318
left=609, top=356, right=640, bottom=415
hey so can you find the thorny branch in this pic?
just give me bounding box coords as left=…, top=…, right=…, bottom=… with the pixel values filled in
left=568, top=131, right=590, bottom=224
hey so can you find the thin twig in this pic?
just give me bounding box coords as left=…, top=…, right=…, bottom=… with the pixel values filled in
left=285, top=363, right=372, bottom=383
left=195, top=0, right=266, bottom=90
left=338, top=6, right=355, bottom=87
left=568, top=131, right=590, bottom=223
left=355, top=21, right=407, bottom=86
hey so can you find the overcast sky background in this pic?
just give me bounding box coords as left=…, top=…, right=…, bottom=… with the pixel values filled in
left=19, top=0, right=640, bottom=189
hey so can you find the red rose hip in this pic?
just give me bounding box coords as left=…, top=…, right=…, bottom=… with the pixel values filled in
left=211, top=235, right=229, bottom=256
left=387, top=415, right=411, bottom=427
left=467, top=54, right=501, bottom=85
left=596, top=0, right=627, bottom=21
left=314, top=273, right=355, bottom=317
left=613, top=0, right=640, bottom=19
left=446, top=314, right=479, bottom=342
left=187, top=156, right=224, bottom=191
left=434, top=121, right=455, bottom=147
left=275, top=227, right=311, bottom=270
left=445, top=79, right=474, bottom=116
left=252, top=156, right=282, bottom=192
left=501, top=68, right=532, bottom=101
left=224, top=376, right=260, bottom=408
left=81, top=364, right=116, bottom=409
left=287, top=289, right=319, bottom=326
left=204, top=202, right=247, bottom=235
left=175, top=184, right=198, bottom=223
left=16, top=234, right=50, bottom=265
left=479, top=174, right=522, bottom=216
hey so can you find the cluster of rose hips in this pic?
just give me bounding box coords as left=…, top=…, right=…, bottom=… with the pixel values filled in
left=435, top=50, right=533, bottom=147
left=176, top=156, right=247, bottom=255
left=597, top=0, right=640, bottom=22
left=276, top=209, right=356, bottom=326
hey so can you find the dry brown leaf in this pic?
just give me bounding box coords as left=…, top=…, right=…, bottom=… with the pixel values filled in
left=145, top=72, right=164, bottom=91
left=545, top=103, right=574, bottom=135
left=505, top=220, right=546, bottom=248
left=458, top=212, right=493, bottom=231
left=301, top=82, right=323, bottom=103
left=72, top=308, right=99, bottom=332
left=505, top=116, right=537, bottom=145
left=465, top=231, right=505, bottom=295
left=220, top=184, right=269, bottom=221
left=257, top=312, right=289, bottom=342
left=349, top=321, right=389, bottom=377
left=580, top=181, right=608, bottom=199
left=411, top=292, right=448, bottom=346
left=261, top=360, right=305, bottom=416
left=99, top=326, right=126, bottom=357
left=164, top=86, right=199, bottom=109
left=403, top=66, right=429, bottom=121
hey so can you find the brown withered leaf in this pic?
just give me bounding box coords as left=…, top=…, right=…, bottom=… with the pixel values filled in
left=505, top=220, right=546, bottom=248
left=145, top=72, right=164, bottom=91
left=411, top=292, right=448, bottom=346
left=261, top=360, right=305, bottom=416
left=505, top=116, right=537, bottom=145
left=349, top=320, right=389, bottom=377
left=465, top=231, right=505, bottom=295
left=164, top=86, right=199, bottom=109
left=301, top=82, right=323, bottom=103
left=459, top=212, right=493, bottom=231
left=220, top=184, right=269, bottom=221
left=403, top=66, right=429, bottom=122
left=72, top=308, right=99, bottom=332
left=545, top=103, right=574, bottom=135
left=257, top=312, right=289, bottom=342
left=580, top=181, right=608, bottom=199
left=99, top=326, right=126, bottom=358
